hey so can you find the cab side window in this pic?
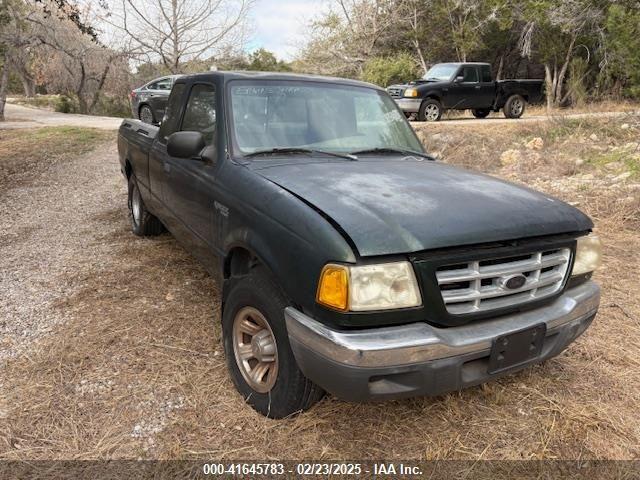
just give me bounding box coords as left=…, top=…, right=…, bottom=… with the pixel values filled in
left=461, top=66, right=479, bottom=83
left=158, top=83, right=186, bottom=141
left=181, top=84, right=217, bottom=146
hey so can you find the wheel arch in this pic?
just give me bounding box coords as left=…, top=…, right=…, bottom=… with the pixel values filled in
left=221, top=238, right=291, bottom=310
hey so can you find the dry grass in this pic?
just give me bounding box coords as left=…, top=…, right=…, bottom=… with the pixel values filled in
left=0, top=127, right=114, bottom=195
left=0, top=118, right=639, bottom=462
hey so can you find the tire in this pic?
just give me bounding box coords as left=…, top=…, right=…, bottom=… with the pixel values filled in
left=418, top=98, right=442, bottom=122
left=127, top=175, right=164, bottom=236
left=139, top=104, right=155, bottom=124
left=222, top=269, right=324, bottom=418
left=472, top=109, right=491, bottom=119
left=503, top=95, right=526, bottom=119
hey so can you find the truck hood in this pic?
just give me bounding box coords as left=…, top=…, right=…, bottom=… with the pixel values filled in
left=253, top=159, right=592, bottom=257
left=388, top=79, right=443, bottom=89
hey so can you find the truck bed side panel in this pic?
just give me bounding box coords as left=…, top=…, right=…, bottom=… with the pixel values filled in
left=118, top=120, right=159, bottom=198
left=496, top=80, right=544, bottom=107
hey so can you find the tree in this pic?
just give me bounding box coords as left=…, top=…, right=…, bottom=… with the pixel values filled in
left=298, top=0, right=400, bottom=78
left=247, top=49, right=291, bottom=72
left=517, top=0, right=604, bottom=108
left=107, top=0, right=253, bottom=74
left=26, top=2, right=128, bottom=114
left=0, top=0, right=35, bottom=120
left=362, top=53, right=419, bottom=86
left=599, top=3, right=640, bottom=99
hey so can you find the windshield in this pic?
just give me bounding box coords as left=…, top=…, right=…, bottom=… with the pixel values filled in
left=228, top=81, right=424, bottom=156
left=423, top=64, right=458, bottom=81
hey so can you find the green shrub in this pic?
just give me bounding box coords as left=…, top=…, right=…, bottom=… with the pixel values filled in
left=55, top=95, right=78, bottom=114
left=362, top=54, right=420, bottom=87
left=91, top=94, right=130, bottom=118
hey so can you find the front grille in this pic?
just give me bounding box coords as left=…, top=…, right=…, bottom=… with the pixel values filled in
left=387, top=87, right=404, bottom=98
left=436, top=248, right=571, bottom=315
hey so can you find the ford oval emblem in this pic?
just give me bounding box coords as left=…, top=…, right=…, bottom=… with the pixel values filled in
left=499, top=274, right=527, bottom=290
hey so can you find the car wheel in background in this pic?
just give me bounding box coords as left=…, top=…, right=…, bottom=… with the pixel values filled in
left=222, top=268, right=324, bottom=418
left=139, top=104, right=155, bottom=124
left=503, top=95, right=526, bottom=119
left=418, top=99, right=442, bottom=122
left=472, top=109, right=491, bottom=119
left=127, top=175, right=164, bottom=236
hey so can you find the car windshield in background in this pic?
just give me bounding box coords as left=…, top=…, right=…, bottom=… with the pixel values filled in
left=229, top=81, right=424, bottom=157
left=423, top=64, right=457, bottom=81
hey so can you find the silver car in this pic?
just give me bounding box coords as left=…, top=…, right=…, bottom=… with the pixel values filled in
left=129, top=75, right=182, bottom=124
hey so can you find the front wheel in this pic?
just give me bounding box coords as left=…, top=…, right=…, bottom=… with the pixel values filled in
left=222, top=269, right=324, bottom=418
left=503, top=95, right=526, bottom=119
left=472, top=109, right=491, bottom=119
left=418, top=99, right=442, bottom=122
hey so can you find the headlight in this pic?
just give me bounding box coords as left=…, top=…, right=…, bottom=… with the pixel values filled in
left=316, top=261, right=422, bottom=312
left=572, top=234, right=602, bottom=276
left=404, top=88, right=418, bottom=98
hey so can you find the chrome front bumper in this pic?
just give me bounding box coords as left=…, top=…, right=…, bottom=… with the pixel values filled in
left=394, top=98, right=422, bottom=113
left=285, top=281, right=600, bottom=401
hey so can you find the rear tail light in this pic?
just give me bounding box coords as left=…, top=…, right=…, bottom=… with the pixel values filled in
left=129, top=90, right=136, bottom=100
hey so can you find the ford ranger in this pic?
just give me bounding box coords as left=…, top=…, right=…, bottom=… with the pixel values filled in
left=117, top=71, right=601, bottom=418
left=388, top=62, right=544, bottom=121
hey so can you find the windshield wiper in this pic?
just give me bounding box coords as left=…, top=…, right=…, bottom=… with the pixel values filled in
left=349, top=147, right=434, bottom=160
left=244, top=147, right=357, bottom=161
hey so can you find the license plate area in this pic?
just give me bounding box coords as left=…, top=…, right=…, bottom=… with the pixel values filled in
left=488, top=324, right=546, bottom=374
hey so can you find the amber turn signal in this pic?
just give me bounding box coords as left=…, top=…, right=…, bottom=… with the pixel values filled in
left=316, top=264, right=349, bottom=311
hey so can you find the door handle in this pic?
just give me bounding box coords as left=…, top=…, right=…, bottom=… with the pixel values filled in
left=475, top=85, right=481, bottom=89
left=163, top=162, right=171, bottom=173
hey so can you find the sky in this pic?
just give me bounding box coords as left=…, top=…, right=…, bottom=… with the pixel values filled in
left=246, top=0, right=329, bottom=61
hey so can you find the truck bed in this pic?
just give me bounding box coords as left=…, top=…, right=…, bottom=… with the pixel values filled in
left=496, top=79, right=544, bottom=105
left=117, top=119, right=159, bottom=189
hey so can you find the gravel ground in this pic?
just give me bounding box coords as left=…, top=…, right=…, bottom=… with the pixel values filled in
left=0, top=103, right=123, bottom=130
left=0, top=142, right=123, bottom=362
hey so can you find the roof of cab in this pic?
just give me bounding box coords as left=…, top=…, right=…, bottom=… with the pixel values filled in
left=175, top=70, right=385, bottom=91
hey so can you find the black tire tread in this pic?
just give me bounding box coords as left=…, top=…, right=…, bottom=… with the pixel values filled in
left=128, top=175, right=164, bottom=236
left=503, top=95, right=526, bottom=119
left=418, top=98, right=443, bottom=122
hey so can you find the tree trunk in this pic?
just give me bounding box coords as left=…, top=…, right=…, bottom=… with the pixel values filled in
left=496, top=53, right=504, bottom=81
left=20, top=75, right=36, bottom=97
left=554, top=34, right=577, bottom=107
left=76, top=63, right=88, bottom=114
left=544, top=64, right=554, bottom=111
left=0, top=57, right=9, bottom=122
left=413, top=40, right=428, bottom=74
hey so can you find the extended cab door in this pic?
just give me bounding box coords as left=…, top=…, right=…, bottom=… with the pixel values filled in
left=162, top=83, right=220, bottom=271
left=477, top=65, right=496, bottom=109
left=148, top=82, right=187, bottom=220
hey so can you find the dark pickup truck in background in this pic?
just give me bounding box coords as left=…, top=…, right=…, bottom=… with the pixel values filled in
left=117, top=71, right=601, bottom=418
left=388, top=62, right=544, bottom=121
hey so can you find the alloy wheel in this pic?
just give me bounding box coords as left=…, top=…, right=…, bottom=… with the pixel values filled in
left=232, top=306, right=279, bottom=393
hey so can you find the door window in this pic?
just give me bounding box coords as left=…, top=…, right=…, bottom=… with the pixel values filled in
left=148, top=78, right=172, bottom=90
left=158, top=83, right=186, bottom=141
left=181, top=84, right=217, bottom=145
left=461, top=67, right=479, bottom=83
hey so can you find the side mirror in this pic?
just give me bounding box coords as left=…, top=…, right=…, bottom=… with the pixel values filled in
left=455, top=75, right=464, bottom=83
left=167, top=131, right=205, bottom=159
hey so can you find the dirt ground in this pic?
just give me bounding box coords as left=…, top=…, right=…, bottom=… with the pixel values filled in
left=0, top=115, right=638, bottom=462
